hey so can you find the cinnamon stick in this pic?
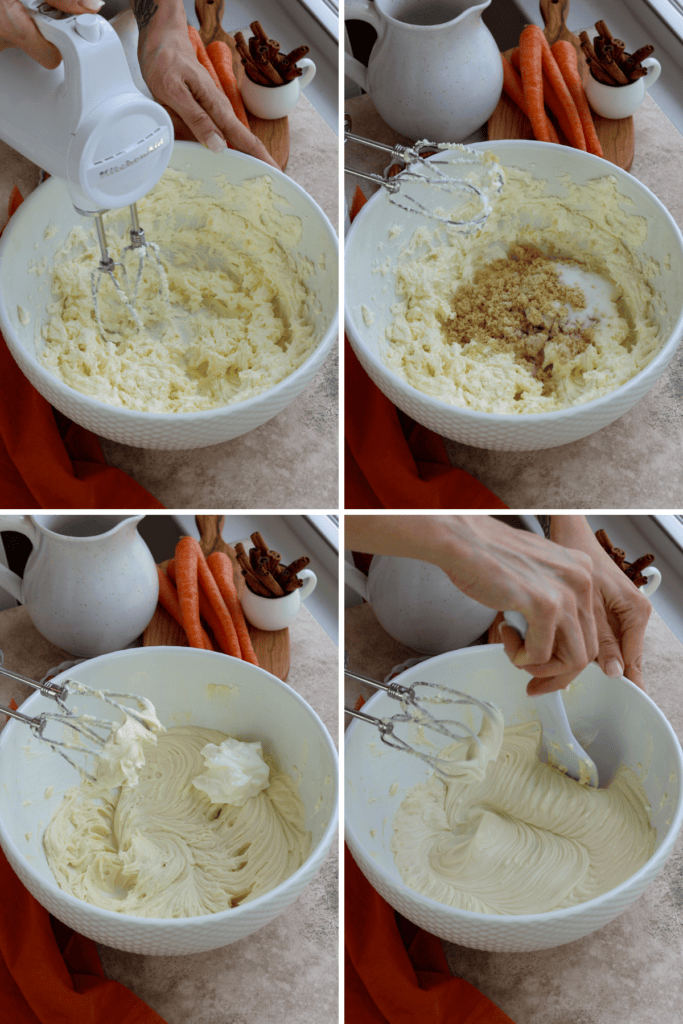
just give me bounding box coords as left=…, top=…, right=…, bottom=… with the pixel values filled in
left=241, top=569, right=271, bottom=597
left=286, top=556, right=310, bottom=575
left=251, top=531, right=269, bottom=553
left=595, top=19, right=613, bottom=41
left=284, top=44, right=310, bottom=65
left=250, top=20, right=269, bottom=43
left=631, top=44, right=655, bottom=65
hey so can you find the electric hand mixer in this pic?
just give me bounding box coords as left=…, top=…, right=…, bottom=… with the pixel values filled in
left=0, top=0, right=174, bottom=337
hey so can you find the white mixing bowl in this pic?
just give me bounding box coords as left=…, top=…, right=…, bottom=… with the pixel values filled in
left=0, top=144, right=338, bottom=450
left=0, top=647, right=338, bottom=955
left=345, top=644, right=683, bottom=952
left=345, top=140, right=683, bottom=451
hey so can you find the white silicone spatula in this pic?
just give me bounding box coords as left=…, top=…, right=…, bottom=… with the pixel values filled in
left=503, top=611, right=599, bottom=788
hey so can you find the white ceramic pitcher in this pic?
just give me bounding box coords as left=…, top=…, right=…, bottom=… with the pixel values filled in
left=0, top=515, right=159, bottom=657
left=344, top=0, right=503, bottom=142
left=346, top=555, right=497, bottom=654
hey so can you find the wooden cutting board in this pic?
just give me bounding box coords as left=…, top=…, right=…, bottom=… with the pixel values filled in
left=195, top=0, right=290, bottom=170
left=143, top=515, right=290, bottom=681
left=487, top=0, right=634, bottom=171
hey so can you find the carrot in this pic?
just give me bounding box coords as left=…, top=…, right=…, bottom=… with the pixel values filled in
left=174, top=537, right=213, bottom=650
left=551, top=40, right=604, bottom=158
left=526, top=25, right=586, bottom=150
left=168, top=559, right=240, bottom=657
left=188, top=25, right=222, bottom=92
left=517, top=27, right=553, bottom=143
left=512, top=46, right=576, bottom=146
left=206, top=40, right=250, bottom=130
left=207, top=552, right=260, bottom=666
left=501, top=53, right=560, bottom=145
left=157, top=566, right=186, bottom=630
left=175, top=537, right=241, bottom=659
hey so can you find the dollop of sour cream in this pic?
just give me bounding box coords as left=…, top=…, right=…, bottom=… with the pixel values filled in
left=192, top=737, right=271, bottom=807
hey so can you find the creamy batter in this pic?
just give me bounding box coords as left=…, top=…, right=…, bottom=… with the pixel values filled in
left=383, top=162, right=662, bottom=413
left=37, top=169, right=317, bottom=413
left=44, top=715, right=311, bottom=918
left=392, top=718, right=655, bottom=915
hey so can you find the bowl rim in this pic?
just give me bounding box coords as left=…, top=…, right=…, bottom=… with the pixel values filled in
left=345, top=139, right=683, bottom=423
left=345, top=645, right=683, bottom=924
left=0, top=646, right=339, bottom=927
left=0, top=143, right=339, bottom=424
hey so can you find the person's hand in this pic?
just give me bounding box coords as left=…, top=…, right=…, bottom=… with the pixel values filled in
left=345, top=515, right=601, bottom=695
left=547, top=516, right=652, bottom=690
left=0, top=0, right=101, bottom=68
left=135, top=8, right=278, bottom=168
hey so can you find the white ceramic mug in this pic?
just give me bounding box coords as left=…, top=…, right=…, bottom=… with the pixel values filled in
left=241, top=58, right=316, bottom=119
left=0, top=515, right=159, bottom=656
left=585, top=57, right=661, bottom=119
left=241, top=569, right=317, bottom=631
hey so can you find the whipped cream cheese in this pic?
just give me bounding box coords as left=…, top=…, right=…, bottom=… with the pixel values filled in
left=38, top=168, right=317, bottom=413
left=392, top=718, right=655, bottom=915
left=44, top=711, right=310, bottom=917
left=192, top=737, right=270, bottom=807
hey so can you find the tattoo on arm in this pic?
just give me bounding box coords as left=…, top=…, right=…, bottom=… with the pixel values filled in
left=536, top=515, right=552, bottom=540
left=133, top=0, right=158, bottom=31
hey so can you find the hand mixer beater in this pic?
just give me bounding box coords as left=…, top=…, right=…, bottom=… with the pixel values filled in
left=0, top=651, right=161, bottom=782
left=0, top=0, right=174, bottom=337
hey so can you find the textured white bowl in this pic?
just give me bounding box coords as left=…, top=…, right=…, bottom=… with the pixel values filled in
left=0, top=144, right=338, bottom=450
left=345, top=644, right=683, bottom=952
left=0, top=647, right=338, bottom=955
left=345, top=140, right=683, bottom=451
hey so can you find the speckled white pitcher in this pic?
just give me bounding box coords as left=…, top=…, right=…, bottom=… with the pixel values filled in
left=346, top=555, right=497, bottom=654
left=0, top=515, right=158, bottom=656
left=344, top=0, right=503, bottom=141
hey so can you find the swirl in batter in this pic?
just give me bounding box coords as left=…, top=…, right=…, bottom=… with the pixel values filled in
left=44, top=724, right=311, bottom=918
left=392, top=720, right=655, bottom=915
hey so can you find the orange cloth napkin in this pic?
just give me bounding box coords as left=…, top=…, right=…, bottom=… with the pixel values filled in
left=0, top=846, right=167, bottom=1024
left=345, top=845, right=515, bottom=1024
left=0, top=187, right=165, bottom=509
left=345, top=186, right=508, bottom=511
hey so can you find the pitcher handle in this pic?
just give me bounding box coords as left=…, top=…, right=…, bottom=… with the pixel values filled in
left=640, top=565, right=661, bottom=598
left=345, top=562, right=370, bottom=601
left=0, top=515, right=36, bottom=603
left=345, top=0, right=382, bottom=92
left=298, top=57, right=317, bottom=91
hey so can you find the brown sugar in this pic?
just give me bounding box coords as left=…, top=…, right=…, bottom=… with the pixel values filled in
left=440, top=244, right=597, bottom=397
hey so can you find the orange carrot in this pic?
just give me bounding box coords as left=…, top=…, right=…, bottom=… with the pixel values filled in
left=551, top=40, right=604, bottom=158
left=518, top=27, right=553, bottom=143
left=177, top=537, right=241, bottom=659
left=207, top=552, right=260, bottom=666
left=174, top=537, right=213, bottom=650
left=168, top=559, right=239, bottom=657
left=157, top=566, right=184, bottom=629
left=188, top=25, right=222, bottom=91
left=206, top=40, right=250, bottom=130
left=526, top=25, right=586, bottom=150
left=512, top=46, right=576, bottom=146
left=501, top=52, right=560, bottom=145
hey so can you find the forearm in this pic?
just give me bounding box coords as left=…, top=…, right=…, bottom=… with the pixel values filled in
left=344, top=515, right=478, bottom=568
left=549, top=515, right=593, bottom=548
left=130, top=0, right=187, bottom=49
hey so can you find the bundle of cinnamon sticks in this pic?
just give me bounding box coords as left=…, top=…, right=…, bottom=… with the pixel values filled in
left=580, top=21, right=655, bottom=87
left=236, top=533, right=311, bottom=598
left=595, top=529, right=655, bottom=587
left=236, top=21, right=309, bottom=87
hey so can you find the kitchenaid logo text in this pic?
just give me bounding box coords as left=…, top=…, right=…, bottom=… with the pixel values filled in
left=99, top=137, right=166, bottom=178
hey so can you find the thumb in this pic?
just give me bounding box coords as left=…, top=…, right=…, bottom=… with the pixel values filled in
left=595, top=614, right=624, bottom=680
left=48, top=0, right=105, bottom=12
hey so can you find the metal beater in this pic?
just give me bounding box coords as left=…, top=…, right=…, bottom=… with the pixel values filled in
left=345, top=665, right=503, bottom=778
left=0, top=1, right=174, bottom=339
left=0, top=655, right=159, bottom=782
left=345, top=121, right=504, bottom=230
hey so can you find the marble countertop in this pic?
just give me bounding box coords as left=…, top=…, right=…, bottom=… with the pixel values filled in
left=0, top=601, right=339, bottom=1024
left=345, top=92, right=683, bottom=507
left=345, top=598, right=683, bottom=1024
left=1, top=84, right=338, bottom=509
